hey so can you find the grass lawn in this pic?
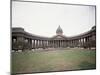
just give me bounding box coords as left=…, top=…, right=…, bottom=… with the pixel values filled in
left=11, top=48, right=96, bottom=74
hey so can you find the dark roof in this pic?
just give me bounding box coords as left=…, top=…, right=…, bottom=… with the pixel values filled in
left=56, top=25, right=63, bottom=34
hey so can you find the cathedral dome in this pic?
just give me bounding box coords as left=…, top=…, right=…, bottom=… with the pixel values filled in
left=56, top=25, right=63, bottom=35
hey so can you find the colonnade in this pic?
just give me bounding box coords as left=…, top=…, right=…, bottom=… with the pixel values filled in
left=12, top=34, right=96, bottom=51
left=12, top=26, right=96, bottom=51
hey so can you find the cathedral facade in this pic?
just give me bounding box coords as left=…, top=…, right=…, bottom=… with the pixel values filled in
left=12, top=25, right=96, bottom=51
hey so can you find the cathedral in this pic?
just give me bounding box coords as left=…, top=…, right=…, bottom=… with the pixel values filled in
left=12, top=25, right=96, bottom=51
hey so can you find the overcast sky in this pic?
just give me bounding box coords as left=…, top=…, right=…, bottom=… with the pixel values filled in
left=12, top=1, right=96, bottom=37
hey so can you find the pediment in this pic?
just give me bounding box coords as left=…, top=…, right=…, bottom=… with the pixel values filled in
left=51, top=35, right=67, bottom=40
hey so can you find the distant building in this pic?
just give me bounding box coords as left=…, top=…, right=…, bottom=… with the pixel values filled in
left=12, top=25, right=96, bottom=51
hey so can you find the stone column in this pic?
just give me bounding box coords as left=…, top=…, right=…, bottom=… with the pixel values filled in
left=56, top=40, right=57, bottom=48
left=36, top=40, right=38, bottom=49
left=29, top=39, right=32, bottom=50
left=76, top=39, right=79, bottom=47
left=83, top=38, right=85, bottom=47
left=73, top=40, right=75, bottom=47
left=71, top=40, right=72, bottom=47
left=74, top=39, right=76, bottom=47
left=64, top=40, right=66, bottom=47
left=46, top=40, right=47, bottom=48
left=42, top=40, right=44, bottom=48
left=32, top=40, right=33, bottom=49
left=78, top=39, right=80, bottom=47
left=53, top=40, right=54, bottom=48
left=66, top=40, right=68, bottom=47
left=70, top=40, right=72, bottom=47
left=75, top=40, right=77, bottom=47
left=33, top=40, right=35, bottom=49
left=44, top=40, right=46, bottom=48
left=45, top=40, right=47, bottom=48
left=79, top=39, right=81, bottom=47
left=62, top=40, right=64, bottom=47
left=48, top=40, right=49, bottom=48
left=34, top=40, right=36, bottom=49
left=42, top=40, right=44, bottom=49
left=49, top=40, right=51, bottom=48
left=58, top=40, right=59, bottom=48
left=35, top=40, right=37, bottom=49
left=60, top=40, right=61, bottom=47
left=12, top=37, right=17, bottom=51
left=74, top=40, right=76, bottom=47
left=61, top=40, right=62, bottom=47
left=81, top=38, right=83, bottom=47
left=73, top=40, right=74, bottom=47
left=16, top=36, right=25, bottom=50
left=50, top=40, right=52, bottom=48
left=38, top=40, right=40, bottom=48
left=68, top=40, right=70, bottom=47
left=60, top=40, right=61, bottom=48
left=67, top=40, right=69, bottom=47
left=82, top=38, right=83, bottom=47
left=71, top=40, right=73, bottom=47
left=47, top=40, right=48, bottom=48
left=41, top=40, right=43, bottom=48
left=63, top=40, right=64, bottom=47
left=53, top=40, right=55, bottom=48
left=50, top=40, right=51, bottom=48
left=39, top=40, right=41, bottom=48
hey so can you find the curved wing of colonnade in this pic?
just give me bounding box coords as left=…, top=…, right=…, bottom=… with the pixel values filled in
left=12, top=26, right=96, bottom=51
